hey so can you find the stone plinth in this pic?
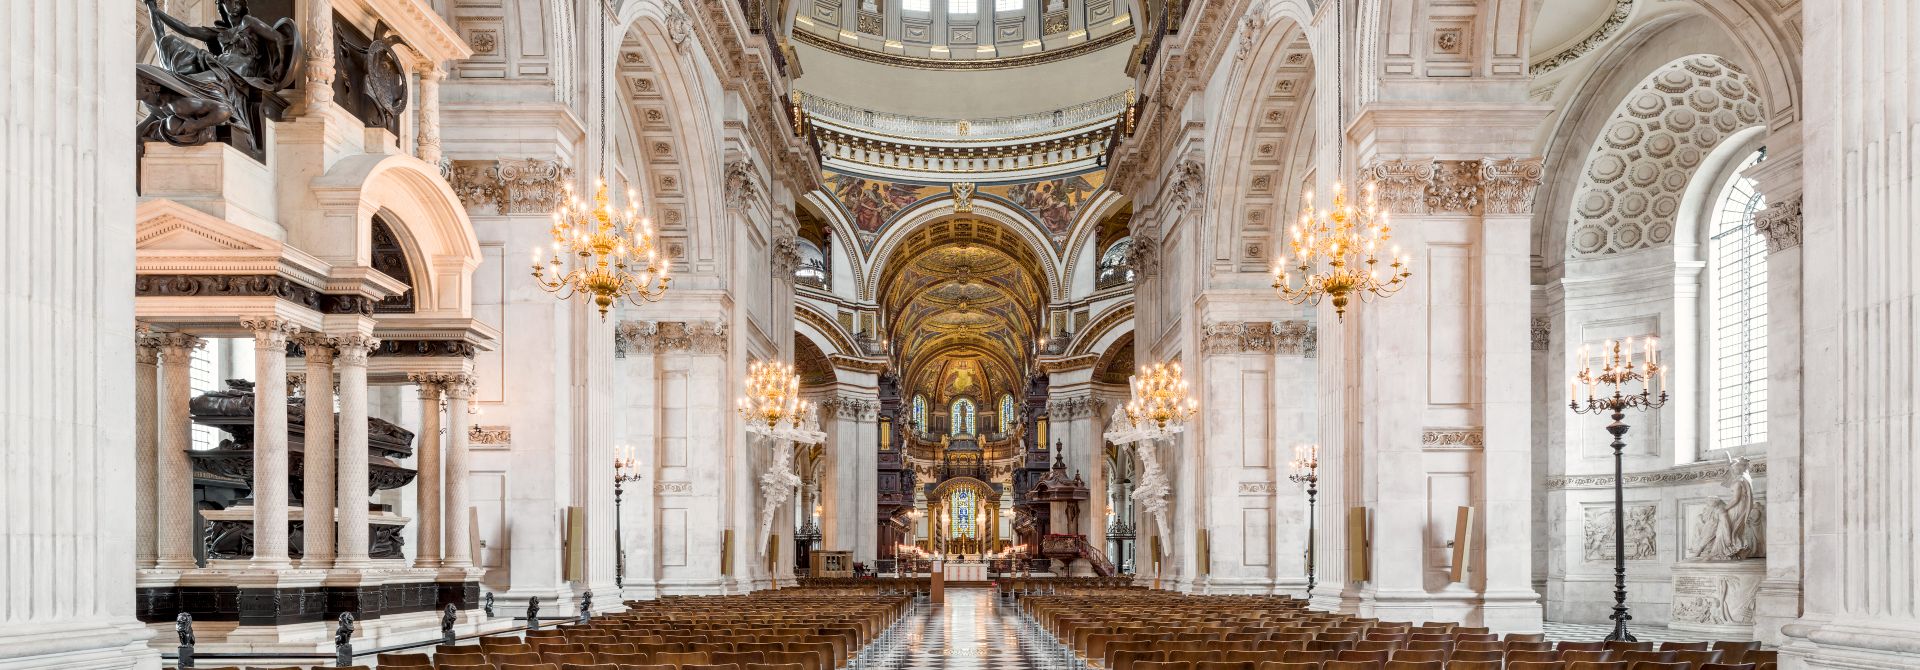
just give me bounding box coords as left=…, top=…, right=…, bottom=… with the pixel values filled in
left=1669, top=560, right=1764, bottom=638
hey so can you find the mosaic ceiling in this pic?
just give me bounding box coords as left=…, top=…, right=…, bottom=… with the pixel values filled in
left=822, top=169, right=1106, bottom=250
left=878, top=224, right=1046, bottom=409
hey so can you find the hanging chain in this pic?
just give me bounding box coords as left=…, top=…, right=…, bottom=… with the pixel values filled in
left=599, top=0, right=609, bottom=179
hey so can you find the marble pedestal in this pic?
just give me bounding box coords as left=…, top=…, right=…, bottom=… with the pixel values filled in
left=1669, top=560, right=1764, bottom=638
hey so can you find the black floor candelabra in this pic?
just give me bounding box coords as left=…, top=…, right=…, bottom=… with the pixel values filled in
left=1570, top=337, right=1668, bottom=642
left=1288, top=444, right=1321, bottom=601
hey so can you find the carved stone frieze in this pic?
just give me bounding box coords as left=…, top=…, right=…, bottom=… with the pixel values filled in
left=448, top=158, right=573, bottom=215
left=1532, top=316, right=1551, bottom=351
left=137, top=274, right=326, bottom=312
left=468, top=425, right=511, bottom=446
left=1047, top=396, right=1100, bottom=420
left=1272, top=319, right=1315, bottom=357
left=1201, top=320, right=1313, bottom=357
left=1237, top=481, right=1276, bottom=495
left=1426, top=160, right=1484, bottom=213
left=1583, top=503, right=1659, bottom=562
left=1421, top=428, right=1485, bottom=449
left=1481, top=157, right=1546, bottom=215
left=656, top=481, right=693, bottom=495
left=614, top=320, right=659, bottom=358
left=1753, top=194, right=1803, bottom=253
left=650, top=321, right=729, bottom=355
left=1548, top=458, right=1768, bottom=490
left=1530, top=0, right=1634, bottom=76
left=822, top=395, right=879, bottom=421
left=371, top=339, right=475, bottom=358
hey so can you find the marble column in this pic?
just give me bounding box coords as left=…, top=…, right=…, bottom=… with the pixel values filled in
left=332, top=334, right=378, bottom=569
left=411, top=374, right=444, bottom=568
left=443, top=374, right=475, bottom=569
left=0, top=3, right=153, bottom=661
left=303, top=0, right=334, bottom=110
left=243, top=317, right=299, bottom=569
left=155, top=334, right=204, bottom=570
left=296, top=334, right=338, bottom=569
left=135, top=329, right=162, bottom=569
left=415, top=64, right=444, bottom=165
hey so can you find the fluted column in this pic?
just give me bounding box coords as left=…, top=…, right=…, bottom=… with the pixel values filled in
left=243, top=318, right=299, bottom=569
left=155, top=333, right=204, bottom=570
left=442, top=374, right=475, bottom=569
left=411, top=374, right=444, bottom=568
left=296, top=334, right=338, bottom=568
left=303, top=0, right=334, bottom=110
left=332, top=334, right=379, bottom=569
left=135, top=328, right=162, bottom=569
left=415, top=64, right=445, bottom=165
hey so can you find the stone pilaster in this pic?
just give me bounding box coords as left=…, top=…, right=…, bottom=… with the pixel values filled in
left=242, top=317, right=299, bottom=569
left=411, top=374, right=445, bottom=569
left=442, top=374, right=475, bottom=569
left=135, top=328, right=162, bottom=569
left=332, top=333, right=379, bottom=569
left=295, top=333, right=339, bottom=569
left=155, top=333, right=204, bottom=570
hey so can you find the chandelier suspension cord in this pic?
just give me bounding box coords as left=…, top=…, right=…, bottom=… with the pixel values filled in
left=599, top=0, right=609, bottom=180
left=1334, top=0, right=1343, bottom=183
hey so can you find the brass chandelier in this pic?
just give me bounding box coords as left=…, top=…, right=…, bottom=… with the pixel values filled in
left=531, top=7, right=670, bottom=318
left=737, top=359, right=814, bottom=438
left=1272, top=182, right=1411, bottom=319
left=1124, top=361, right=1198, bottom=434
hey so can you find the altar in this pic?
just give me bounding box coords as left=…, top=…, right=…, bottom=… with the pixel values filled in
left=944, top=561, right=989, bottom=582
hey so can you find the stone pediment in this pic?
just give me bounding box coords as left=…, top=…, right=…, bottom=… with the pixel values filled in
left=136, top=199, right=328, bottom=283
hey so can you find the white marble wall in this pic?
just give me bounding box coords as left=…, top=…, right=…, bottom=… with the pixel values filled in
left=0, top=1, right=159, bottom=667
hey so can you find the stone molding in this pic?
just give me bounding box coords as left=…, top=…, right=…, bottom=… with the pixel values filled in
left=447, top=158, right=573, bottom=215
left=372, top=339, right=476, bottom=358
left=656, top=481, right=693, bottom=495
left=1362, top=157, right=1545, bottom=216
left=1531, top=316, right=1551, bottom=352
left=616, top=320, right=728, bottom=356
left=1200, top=320, right=1315, bottom=357
left=1237, top=482, right=1276, bottom=495
left=467, top=425, right=510, bottom=446
left=1530, top=0, right=1634, bottom=76
left=1548, top=458, right=1768, bottom=491
left=1753, top=194, right=1803, bottom=253
left=822, top=395, right=879, bottom=421
left=1421, top=428, right=1485, bottom=450
left=1047, top=396, right=1101, bottom=419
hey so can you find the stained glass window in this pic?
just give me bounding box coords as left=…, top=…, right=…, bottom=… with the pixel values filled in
left=951, top=488, right=977, bottom=539
left=1709, top=149, right=1769, bottom=452
left=912, top=394, right=928, bottom=430
left=998, top=394, right=1016, bottom=434
left=951, top=398, right=976, bottom=435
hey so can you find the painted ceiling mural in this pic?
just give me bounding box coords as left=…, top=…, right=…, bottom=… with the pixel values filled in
left=820, top=168, right=1107, bottom=251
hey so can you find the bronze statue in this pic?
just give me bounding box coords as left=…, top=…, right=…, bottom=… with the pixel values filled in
left=138, top=0, right=300, bottom=156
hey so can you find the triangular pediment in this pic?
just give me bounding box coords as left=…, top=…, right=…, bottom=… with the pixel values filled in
left=135, top=200, right=281, bottom=253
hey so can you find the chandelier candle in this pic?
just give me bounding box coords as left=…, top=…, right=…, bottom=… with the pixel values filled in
left=1272, top=182, right=1413, bottom=319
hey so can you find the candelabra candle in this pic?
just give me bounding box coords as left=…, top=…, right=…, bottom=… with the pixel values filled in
left=1568, top=336, right=1670, bottom=643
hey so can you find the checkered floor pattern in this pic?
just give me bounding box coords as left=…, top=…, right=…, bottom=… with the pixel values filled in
left=858, top=589, right=1055, bottom=670
left=850, top=591, right=1756, bottom=670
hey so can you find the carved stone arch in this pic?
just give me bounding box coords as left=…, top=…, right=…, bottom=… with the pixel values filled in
left=615, top=0, right=727, bottom=269
left=1562, top=54, right=1765, bottom=259
left=311, top=154, right=481, bottom=318
left=1069, top=304, right=1135, bottom=358
left=801, top=190, right=870, bottom=292
left=1060, top=190, right=1130, bottom=296
left=369, top=211, right=418, bottom=313
left=796, top=302, right=859, bottom=357
left=1208, top=15, right=1317, bottom=275
left=863, top=198, right=1065, bottom=303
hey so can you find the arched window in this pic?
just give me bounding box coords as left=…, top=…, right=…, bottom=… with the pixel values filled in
left=1708, top=149, right=1769, bottom=451
left=998, top=394, right=1017, bottom=434
left=951, top=488, right=977, bottom=539
left=951, top=398, right=976, bottom=435
left=912, top=394, right=928, bottom=431
left=1097, top=237, right=1135, bottom=288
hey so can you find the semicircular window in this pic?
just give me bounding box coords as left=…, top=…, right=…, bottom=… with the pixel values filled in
left=371, top=214, right=416, bottom=313
left=998, top=393, right=1016, bottom=434
left=1097, top=237, right=1135, bottom=288
left=796, top=238, right=829, bottom=289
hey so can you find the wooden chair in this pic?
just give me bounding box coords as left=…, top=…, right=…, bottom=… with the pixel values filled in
left=1657, top=642, right=1709, bottom=652
left=545, top=652, right=601, bottom=667
left=746, top=663, right=806, bottom=670
left=1442, top=661, right=1500, bottom=670
left=1446, top=650, right=1501, bottom=663
left=598, top=653, right=654, bottom=666
left=1506, top=642, right=1555, bottom=653
left=1393, top=649, right=1447, bottom=663
left=1711, top=642, right=1761, bottom=664
left=1697, top=664, right=1757, bottom=670
left=592, top=643, right=640, bottom=656
left=1506, top=663, right=1567, bottom=670
left=377, top=652, right=435, bottom=668
left=654, top=651, right=714, bottom=667
left=498, top=664, right=563, bottom=670
left=1352, top=641, right=1401, bottom=654
left=681, top=663, right=743, bottom=670
left=1507, top=650, right=1559, bottom=665
left=1605, top=642, right=1655, bottom=654
left=491, top=652, right=549, bottom=668
left=1383, top=662, right=1443, bottom=670
left=1195, top=661, right=1258, bottom=670
left=712, top=651, right=766, bottom=668
left=1558, top=642, right=1607, bottom=653
left=559, top=664, right=620, bottom=670
left=1504, top=634, right=1548, bottom=644
left=1561, top=651, right=1614, bottom=664
left=1335, top=650, right=1389, bottom=664
left=1566, top=663, right=1628, bottom=670
left=1136, top=661, right=1195, bottom=670
left=1281, top=650, right=1333, bottom=665
left=1254, top=663, right=1321, bottom=670
left=1322, top=662, right=1383, bottom=670
left=1624, top=662, right=1690, bottom=670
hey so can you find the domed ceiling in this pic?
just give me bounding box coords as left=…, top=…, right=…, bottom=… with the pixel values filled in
left=793, top=0, right=1133, bottom=68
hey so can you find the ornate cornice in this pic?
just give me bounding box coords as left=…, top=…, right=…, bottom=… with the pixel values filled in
left=1200, top=320, right=1314, bottom=357
left=1047, top=396, right=1102, bottom=420
left=1530, top=0, right=1635, bottom=76
left=447, top=158, right=572, bottom=215
left=617, top=320, right=729, bottom=356
left=1361, top=157, right=1545, bottom=216
left=827, top=354, right=888, bottom=374
left=1040, top=354, right=1101, bottom=373
left=1548, top=458, right=1768, bottom=491
left=790, top=24, right=1138, bottom=71
left=372, top=339, right=475, bottom=358
left=1421, top=428, right=1485, bottom=450
left=1754, top=195, right=1803, bottom=253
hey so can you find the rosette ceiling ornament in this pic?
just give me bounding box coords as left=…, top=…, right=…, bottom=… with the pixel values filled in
left=531, top=6, right=671, bottom=317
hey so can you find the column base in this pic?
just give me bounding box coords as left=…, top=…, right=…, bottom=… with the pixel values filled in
left=1783, top=616, right=1920, bottom=668
left=0, top=619, right=158, bottom=670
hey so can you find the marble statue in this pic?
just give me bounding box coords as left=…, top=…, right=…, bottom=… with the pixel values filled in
left=1688, top=455, right=1763, bottom=561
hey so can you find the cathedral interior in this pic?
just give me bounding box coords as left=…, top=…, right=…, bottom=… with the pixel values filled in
left=2, top=0, right=1913, bottom=668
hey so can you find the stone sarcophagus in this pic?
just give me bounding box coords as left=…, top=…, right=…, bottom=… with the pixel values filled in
left=189, top=380, right=417, bottom=560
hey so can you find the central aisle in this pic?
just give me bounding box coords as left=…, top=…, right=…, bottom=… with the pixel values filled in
left=881, top=589, right=1052, bottom=670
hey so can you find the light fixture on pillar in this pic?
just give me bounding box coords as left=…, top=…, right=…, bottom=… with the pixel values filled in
left=530, top=5, right=670, bottom=318
left=1287, top=444, right=1320, bottom=600
left=1267, top=0, right=1411, bottom=321
left=739, top=360, right=825, bottom=564
left=1569, top=337, right=1668, bottom=642
left=1124, top=361, right=1198, bottom=436
left=613, top=443, right=642, bottom=589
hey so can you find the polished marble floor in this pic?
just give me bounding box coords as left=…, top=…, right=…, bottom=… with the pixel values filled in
left=864, top=589, right=1052, bottom=670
